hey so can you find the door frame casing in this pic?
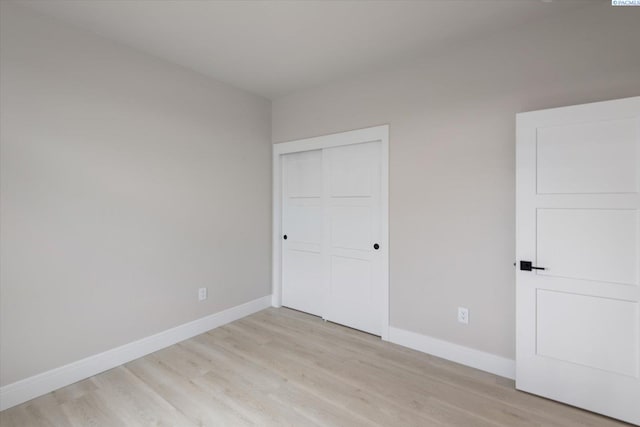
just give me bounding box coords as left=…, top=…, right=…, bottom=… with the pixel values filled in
left=272, top=125, right=390, bottom=340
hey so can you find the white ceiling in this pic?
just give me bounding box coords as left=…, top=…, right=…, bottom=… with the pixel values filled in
left=19, top=0, right=588, bottom=99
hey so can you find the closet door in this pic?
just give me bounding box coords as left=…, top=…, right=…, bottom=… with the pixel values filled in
left=323, top=142, right=383, bottom=336
left=281, top=149, right=324, bottom=316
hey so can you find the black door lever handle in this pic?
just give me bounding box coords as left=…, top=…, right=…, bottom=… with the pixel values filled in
left=520, top=261, right=545, bottom=271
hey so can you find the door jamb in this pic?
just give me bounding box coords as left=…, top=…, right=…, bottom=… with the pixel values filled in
left=272, top=125, right=390, bottom=341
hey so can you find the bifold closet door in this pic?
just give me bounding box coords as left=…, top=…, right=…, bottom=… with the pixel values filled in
left=323, top=142, right=383, bottom=336
left=281, top=149, right=324, bottom=317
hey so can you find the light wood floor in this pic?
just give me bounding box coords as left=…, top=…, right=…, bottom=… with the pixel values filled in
left=0, top=307, right=630, bottom=426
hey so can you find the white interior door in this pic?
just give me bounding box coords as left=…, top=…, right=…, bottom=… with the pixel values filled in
left=281, top=149, right=324, bottom=317
left=516, top=97, right=640, bottom=425
left=323, top=142, right=383, bottom=335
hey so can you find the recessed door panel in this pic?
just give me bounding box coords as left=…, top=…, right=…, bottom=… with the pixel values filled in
left=536, top=209, right=638, bottom=286
left=330, top=205, right=372, bottom=251
left=285, top=204, right=322, bottom=247
left=536, top=118, right=638, bottom=194
left=282, top=249, right=323, bottom=317
left=329, top=143, right=374, bottom=197
left=536, top=290, right=639, bottom=377
left=286, top=150, right=322, bottom=197
left=330, top=256, right=373, bottom=303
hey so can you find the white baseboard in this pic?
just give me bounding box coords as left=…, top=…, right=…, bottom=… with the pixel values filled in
left=388, top=326, right=515, bottom=380
left=0, top=295, right=272, bottom=411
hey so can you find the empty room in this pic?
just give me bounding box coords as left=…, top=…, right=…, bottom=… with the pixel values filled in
left=0, top=0, right=639, bottom=425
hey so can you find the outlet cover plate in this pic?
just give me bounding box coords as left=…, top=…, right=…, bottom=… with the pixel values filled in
left=457, top=307, right=469, bottom=324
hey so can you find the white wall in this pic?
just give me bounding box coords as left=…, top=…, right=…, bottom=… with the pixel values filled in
left=272, top=3, right=640, bottom=359
left=0, top=3, right=272, bottom=386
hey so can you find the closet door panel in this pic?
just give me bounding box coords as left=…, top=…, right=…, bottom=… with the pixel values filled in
left=281, top=150, right=324, bottom=316
left=324, top=142, right=383, bottom=335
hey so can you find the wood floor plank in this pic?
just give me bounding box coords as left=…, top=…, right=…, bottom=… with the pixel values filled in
left=89, top=367, right=194, bottom=426
left=251, top=309, right=623, bottom=426
left=0, top=307, right=631, bottom=426
left=59, top=392, right=127, bottom=427
left=0, top=404, right=46, bottom=427
left=126, top=354, right=253, bottom=426
left=211, top=325, right=494, bottom=426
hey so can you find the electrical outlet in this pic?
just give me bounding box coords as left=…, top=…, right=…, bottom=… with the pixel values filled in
left=457, top=307, right=469, bottom=324
left=198, top=287, right=207, bottom=301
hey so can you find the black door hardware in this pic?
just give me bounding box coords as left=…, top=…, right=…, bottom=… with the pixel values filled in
left=520, top=261, right=545, bottom=271
left=373, top=243, right=380, bottom=250
left=283, top=235, right=287, bottom=240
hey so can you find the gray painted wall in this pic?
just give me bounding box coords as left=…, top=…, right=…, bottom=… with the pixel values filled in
left=272, top=3, right=640, bottom=359
left=0, top=4, right=272, bottom=386
left=2, top=0, right=639, bottom=388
